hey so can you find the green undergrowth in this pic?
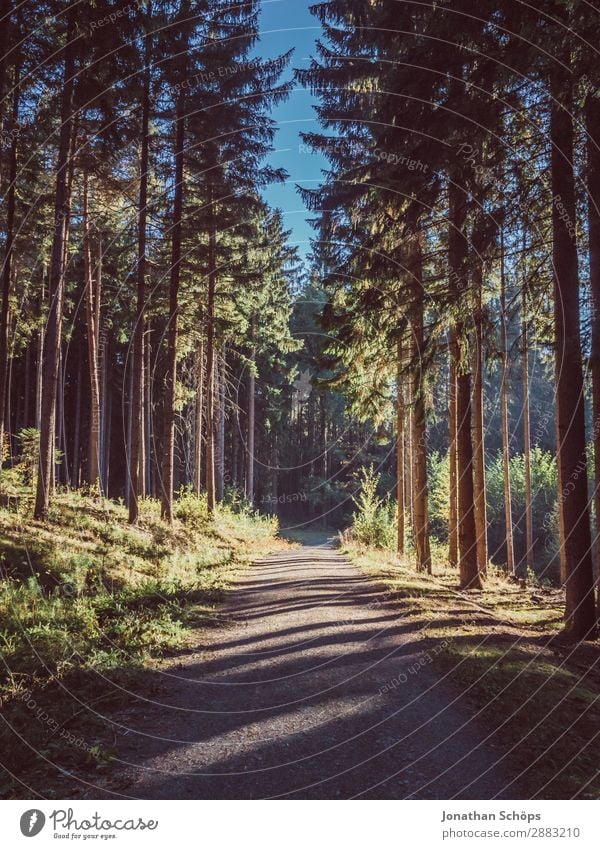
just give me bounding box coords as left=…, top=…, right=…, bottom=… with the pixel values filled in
left=343, top=542, right=600, bottom=799
left=0, top=487, right=285, bottom=797
left=0, top=488, right=283, bottom=689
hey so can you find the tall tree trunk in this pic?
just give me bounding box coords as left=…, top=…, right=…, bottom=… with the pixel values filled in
left=83, top=172, right=101, bottom=489
left=406, top=381, right=414, bottom=532
left=500, top=228, right=515, bottom=574
left=23, top=339, right=31, bottom=428
left=585, top=92, right=600, bottom=617
left=247, top=318, right=256, bottom=505
left=126, top=363, right=133, bottom=506
left=194, top=339, right=204, bottom=494
left=522, top=261, right=534, bottom=573
left=471, top=261, right=488, bottom=574
left=448, top=346, right=458, bottom=568
left=145, top=321, right=153, bottom=496
left=215, top=353, right=225, bottom=501
left=0, top=58, right=19, bottom=453
left=34, top=11, right=76, bottom=520
left=396, top=339, right=405, bottom=556
left=160, top=91, right=185, bottom=522
left=410, top=234, right=431, bottom=573
left=71, top=352, right=82, bottom=488
left=205, top=193, right=217, bottom=513
left=56, top=347, right=66, bottom=485
left=448, top=180, right=480, bottom=589
left=551, top=68, right=595, bottom=638
left=35, top=275, right=45, bottom=432
left=104, top=352, right=112, bottom=495
left=129, top=12, right=151, bottom=522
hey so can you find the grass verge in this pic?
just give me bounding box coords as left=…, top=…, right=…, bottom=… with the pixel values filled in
left=343, top=542, right=600, bottom=799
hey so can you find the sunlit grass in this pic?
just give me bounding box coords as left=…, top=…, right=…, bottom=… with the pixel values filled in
left=344, top=539, right=600, bottom=798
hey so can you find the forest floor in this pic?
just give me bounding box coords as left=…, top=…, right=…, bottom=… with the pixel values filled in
left=2, top=522, right=599, bottom=799
left=0, top=489, right=287, bottom=798
left=11, top=539, right=596, bottom=800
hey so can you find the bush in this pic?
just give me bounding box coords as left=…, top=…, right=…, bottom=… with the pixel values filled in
left=350, top=466, right=396, bottom=549
left=428, top=450, right=451, bottom=541
left=486, top=446, right=558, bottom=574
left=175, top=486, right=209, bottom=528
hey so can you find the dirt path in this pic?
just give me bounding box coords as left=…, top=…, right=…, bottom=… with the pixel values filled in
left=88, top=545, right=525, bottom=799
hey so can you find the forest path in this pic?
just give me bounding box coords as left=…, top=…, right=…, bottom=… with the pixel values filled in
left=92, top=545, right=524, bottom=799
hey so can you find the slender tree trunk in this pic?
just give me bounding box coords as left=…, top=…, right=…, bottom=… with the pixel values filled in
left=585, top=92, right=600, bottom=617
left=0, top=59, right=19, bottom=452
left=129, top=13, right=151, bottom=522
left=522, top=267, right=534, bottom=573
left=160, top=91, right=185, bottom=522
left=448, top=180, right=480, bottom=589
left=551, top=68, right=595, bottom=638
left=53, top=347, right=62, bottom=488
left=104, top=352, right=112, bottom=495
left=83, top=172, right=101, bottom=488
left=472, top=261, right=488, bottom=574
left=5, top=310, right=14, bottom=457
left=126, top=363, right=133, bottom=506
left=406, top=380, right=414, bottom=532
left=410, top=234, right=431, bottom=573
left=247, top=318, right=256, bottom=505
left=34, top=11, right=76, bottom=520
left=194, top=339, right=204, bottom=494
left=396, top=339, right=405, bottom=556
left=500, top=228, right=515, bottom=574
left=23, top=339, right=31, bottom=428
left=35, top=277, right=44, bottom=432
left=448, top=346, right=458, bottom=568
left=205, top=193, right=217, bottom=513
left=215, top=353, right=225, bottom=501
left=71, top=353, right=82, bottom=488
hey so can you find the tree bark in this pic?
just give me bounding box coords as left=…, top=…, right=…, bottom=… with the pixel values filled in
left=193, top=339, right=204, bottom=494
left=410, top=234, right=431, bottom=573
left=406, top=379, right=414, bottom=532
left=247, top=318, right=256, bottom=505
left=448, top=346, right=458, bottom=568
left=215, top=353, right=226, bottom=501
left=160, top=91, right=185, bottom=522
left=522, top=265, right=534, bottom=573
left=550, top=68, right=595, bottom=638
left=34, top=11, right=77, bottom=520
left=129, top=10, right=151, bottom=522
left=396, top=339, right=405, bottom=556
left=500, top=227, right=515, bottom=574
left=82, top=171, right=101, bottom=489
left=448, top=180, right=480, bottom=589
left=205, top=192, right=217, bottom=513
left=471, top=261, right=488, bottom=574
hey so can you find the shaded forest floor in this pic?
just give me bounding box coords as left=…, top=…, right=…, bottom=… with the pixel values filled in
left=8, top=544, right=530, bottom=800
left=345, top=544, right=600, bottom=799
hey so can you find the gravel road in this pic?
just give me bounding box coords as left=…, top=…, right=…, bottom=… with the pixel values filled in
left=89, top=545, right=524, bottom=799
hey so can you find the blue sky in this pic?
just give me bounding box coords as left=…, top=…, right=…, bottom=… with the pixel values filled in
left=255, top=0, right=328, bottom=260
